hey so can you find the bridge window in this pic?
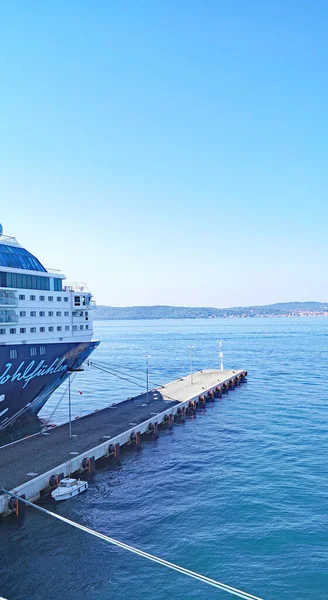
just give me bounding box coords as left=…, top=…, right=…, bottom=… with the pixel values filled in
left=54, top=278, right=62, bottom=291
left=0, top=273, right=50, bottom=291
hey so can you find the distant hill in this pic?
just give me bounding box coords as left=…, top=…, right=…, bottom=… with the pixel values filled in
left=94, top=302, right=328, bottom=320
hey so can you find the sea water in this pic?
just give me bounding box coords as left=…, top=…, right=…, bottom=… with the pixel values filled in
left=0, top=317, right=327, bottom=599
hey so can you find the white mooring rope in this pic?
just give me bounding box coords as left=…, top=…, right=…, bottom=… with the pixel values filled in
left=0, top=489, right=263, bottom=600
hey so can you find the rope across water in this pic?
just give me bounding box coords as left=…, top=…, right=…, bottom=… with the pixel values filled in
left=0, top=488, right=263, bottom=600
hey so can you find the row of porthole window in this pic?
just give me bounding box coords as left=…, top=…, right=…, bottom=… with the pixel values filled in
left=18, top=294, right=69, bottom=302
left=0, top=324, right=89, bottom=335
left=19, top=311, right=70, bottom=317
left=9, top=346, right=47, bottom=359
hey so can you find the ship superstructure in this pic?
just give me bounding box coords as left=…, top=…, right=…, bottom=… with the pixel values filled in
left=0, top=225, right=99, bottom=432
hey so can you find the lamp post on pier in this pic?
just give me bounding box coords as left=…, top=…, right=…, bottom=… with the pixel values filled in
left=217, top=340, right=224, bottom=372
left=145, top=355, right=151, bottom=403
left=68, top=373, right=72, bottom=439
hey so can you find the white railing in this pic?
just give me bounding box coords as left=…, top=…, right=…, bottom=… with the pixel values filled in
left=0, top=234, right=19, bottom=245
left=0, top=314, right=18, bottom=323
left=0, top=298, right=18, bottom=306
left=64, top=282, right=90, bottom=293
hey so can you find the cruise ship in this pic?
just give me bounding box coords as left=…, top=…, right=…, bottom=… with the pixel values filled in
left=0, top=224, right=99, bottom=433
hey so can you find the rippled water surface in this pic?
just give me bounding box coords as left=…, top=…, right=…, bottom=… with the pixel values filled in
left=1, top=318, right=327, bottom=600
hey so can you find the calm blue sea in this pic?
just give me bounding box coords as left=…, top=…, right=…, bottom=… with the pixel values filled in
left=1, top=317, right=327, bottom=600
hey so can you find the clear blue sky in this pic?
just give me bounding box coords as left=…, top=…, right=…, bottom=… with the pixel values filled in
left=0, top=1, right=327, bottom=307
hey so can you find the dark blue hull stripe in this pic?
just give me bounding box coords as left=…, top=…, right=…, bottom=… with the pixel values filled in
left=0, top=341, right=99, bottom=432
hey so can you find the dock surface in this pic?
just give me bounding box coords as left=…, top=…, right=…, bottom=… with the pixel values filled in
left=0, top=393, right=178, bottom=491
left=159, top=369, right=238, bottom=401
left=0, top=369, right=245, bottom=515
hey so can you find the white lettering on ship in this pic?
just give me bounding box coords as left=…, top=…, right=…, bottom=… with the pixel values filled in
left=0, top=394, right=7, bottom=419
left=0, top=358, right=68, bottom=389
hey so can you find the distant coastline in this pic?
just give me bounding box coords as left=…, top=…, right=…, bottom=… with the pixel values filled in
left=94, top=302, right=328, bottom=320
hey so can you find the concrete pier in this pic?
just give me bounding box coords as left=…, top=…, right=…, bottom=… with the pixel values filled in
left=0, top=368, right=246, bottom=516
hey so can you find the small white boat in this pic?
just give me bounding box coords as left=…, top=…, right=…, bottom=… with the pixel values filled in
left=51, top=478, right=88, bottom=501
